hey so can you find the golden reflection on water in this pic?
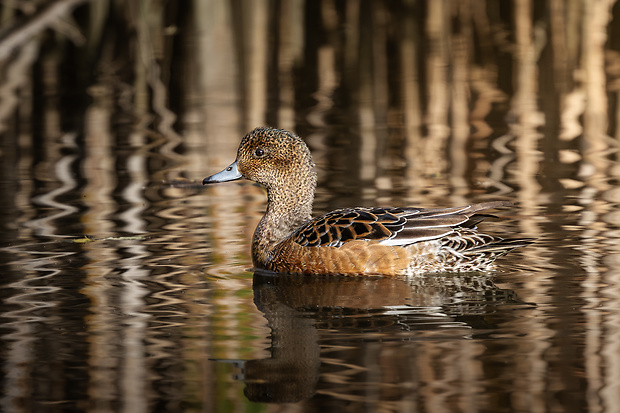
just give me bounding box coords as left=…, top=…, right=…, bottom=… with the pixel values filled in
left=1, top=0, right=620, bottom=411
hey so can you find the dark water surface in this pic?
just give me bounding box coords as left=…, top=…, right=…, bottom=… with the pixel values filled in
left=1, top=1, right=620, bottom=412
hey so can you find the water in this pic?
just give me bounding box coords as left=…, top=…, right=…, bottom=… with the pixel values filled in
left=1, top=1, right=620, bottom=412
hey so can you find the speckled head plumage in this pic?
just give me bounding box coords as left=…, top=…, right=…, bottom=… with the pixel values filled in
left=235, top=127, right=317, bottom=193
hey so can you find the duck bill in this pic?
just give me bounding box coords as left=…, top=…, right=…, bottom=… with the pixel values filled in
left=203, top=161, right=242, bottom=184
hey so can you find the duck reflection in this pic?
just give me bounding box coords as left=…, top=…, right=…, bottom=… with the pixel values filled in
left=237, top=271, right=522, bottom=404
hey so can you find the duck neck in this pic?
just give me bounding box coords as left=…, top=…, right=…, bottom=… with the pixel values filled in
left=252, top=178, right=316, bottom=267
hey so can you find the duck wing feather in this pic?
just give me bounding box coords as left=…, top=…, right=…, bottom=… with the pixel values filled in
left=293, top=201, right=511, bottom=248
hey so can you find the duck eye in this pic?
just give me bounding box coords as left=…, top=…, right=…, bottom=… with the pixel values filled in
left=254, top=148, right=265, bottom=158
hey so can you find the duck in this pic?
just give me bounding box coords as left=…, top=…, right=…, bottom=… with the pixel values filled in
left=203, top=127, right=531, bottom=276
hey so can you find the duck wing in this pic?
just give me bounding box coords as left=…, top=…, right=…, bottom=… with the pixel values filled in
left=293, top=201, right=511, bottom=248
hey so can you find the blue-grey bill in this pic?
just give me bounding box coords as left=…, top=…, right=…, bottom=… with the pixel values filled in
left=203, top=161, right=242, bottom=184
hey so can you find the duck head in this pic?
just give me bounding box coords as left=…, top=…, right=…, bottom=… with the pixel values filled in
left=202, top=127, right=317, bottom=195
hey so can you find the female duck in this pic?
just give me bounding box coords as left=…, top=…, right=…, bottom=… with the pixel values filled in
left=203, top=127, right=530, bottom=275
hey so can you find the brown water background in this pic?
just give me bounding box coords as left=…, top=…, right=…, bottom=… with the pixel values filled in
left=1, top=1, right=620, bottom=412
